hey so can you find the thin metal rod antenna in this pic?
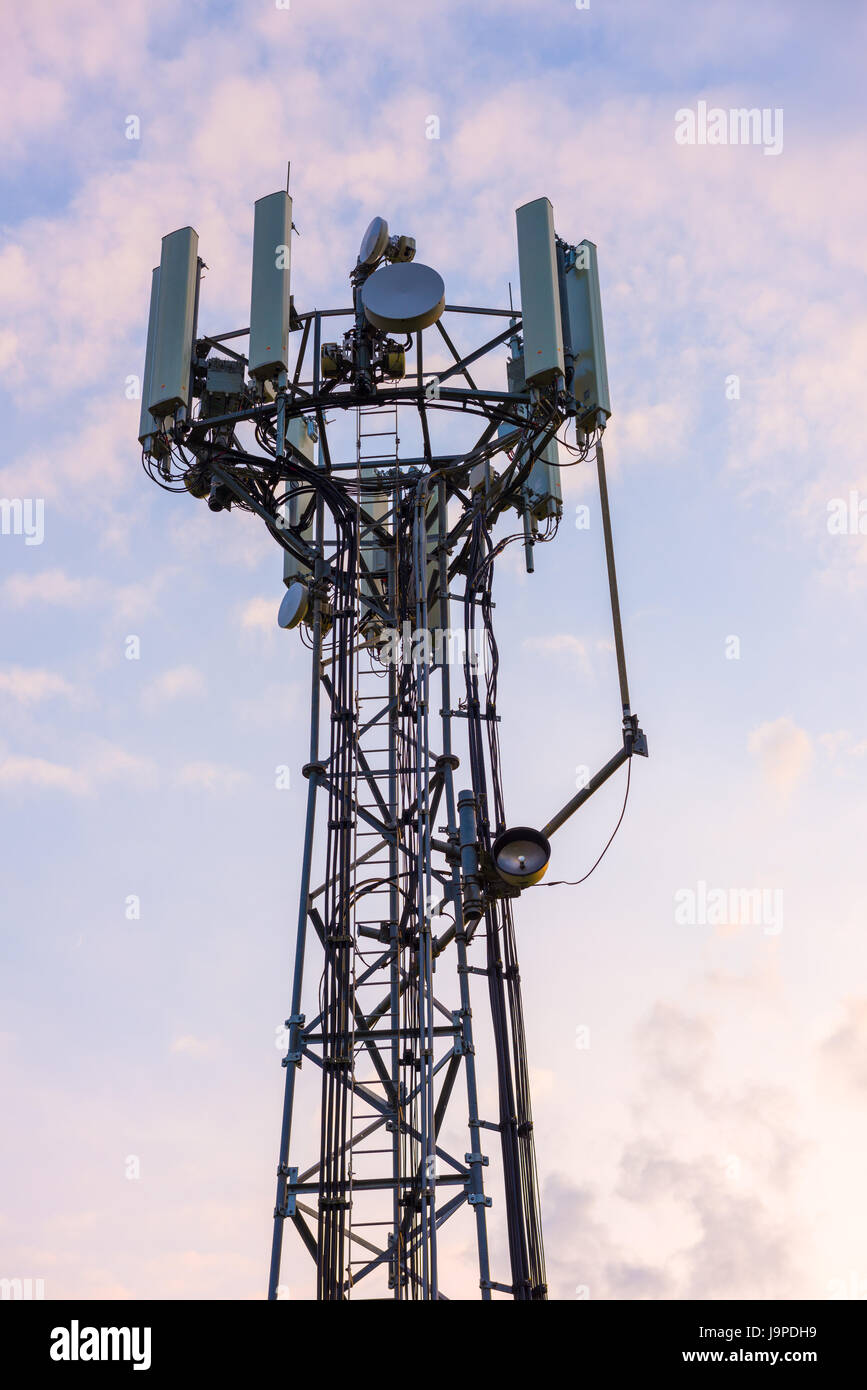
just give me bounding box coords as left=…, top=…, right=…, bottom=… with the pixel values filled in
left=533, top=437, right=648, bottom=845
left=596, top=439, right=631, bottom=718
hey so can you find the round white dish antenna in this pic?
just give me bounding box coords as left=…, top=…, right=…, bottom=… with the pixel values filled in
left=359, top=216, right=389, bottom=267
left=278, top=581, right=309, bottom=630
left=360, top=263, right=446, bottom=334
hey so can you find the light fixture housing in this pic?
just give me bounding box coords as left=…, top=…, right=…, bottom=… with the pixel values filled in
left=491, top=826, right=551, bottom=888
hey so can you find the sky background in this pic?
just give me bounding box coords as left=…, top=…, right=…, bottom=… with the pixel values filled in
left=1, top=0, right=866, bottom=1300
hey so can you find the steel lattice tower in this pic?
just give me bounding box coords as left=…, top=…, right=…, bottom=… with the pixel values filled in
left=139, top=189, right=645, bottom=1300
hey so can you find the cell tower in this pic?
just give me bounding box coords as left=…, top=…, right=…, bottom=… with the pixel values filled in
left=139, top=186, right=647, bottom=1301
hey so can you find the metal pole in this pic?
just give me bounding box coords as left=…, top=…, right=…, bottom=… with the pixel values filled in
left=541, top=743, right=630, bottom=841
left=267, top=485, right=325, bottom=1301
left=437, top=481, right=493, bottom=1297
left=386, top=529, right=402, bottom=1297
left=596, top=439, right=631, bottom=718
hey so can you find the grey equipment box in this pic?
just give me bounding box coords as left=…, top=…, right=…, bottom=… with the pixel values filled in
left=499, top=351, right=562, bottom=521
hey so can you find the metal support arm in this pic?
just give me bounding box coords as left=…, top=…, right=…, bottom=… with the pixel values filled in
left=541, top=716, right=647, bottom=842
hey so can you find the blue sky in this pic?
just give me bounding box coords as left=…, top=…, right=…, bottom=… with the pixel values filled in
left=1, top=0, right=866, bottom=1299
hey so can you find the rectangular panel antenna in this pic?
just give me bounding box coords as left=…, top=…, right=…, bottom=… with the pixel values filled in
left=149, top=227, right=199, bottom=418
left=563, top=240, right=611, bottom=422
left=138, top=266, right=160, bottom=445
left=515, top=198, right=564, bottom=386
left=281, top=416, right=317, bottom=586
left=500, top=352, right=562, bottom=520
left=425, top=488, right=448, bottom=639
left=249, top=192, right=293, bottom=381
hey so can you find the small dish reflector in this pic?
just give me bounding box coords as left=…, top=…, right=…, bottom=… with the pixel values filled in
left=491, top=826, right=551, bottom=888
left=278, top=581, right=309, bottom=630
left=359, top=216, right=389, bottom=267
left=361, top=263, right=445, bottom=334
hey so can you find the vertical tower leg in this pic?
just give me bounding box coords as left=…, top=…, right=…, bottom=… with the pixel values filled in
left=268, top=585, right=324, bottom=1299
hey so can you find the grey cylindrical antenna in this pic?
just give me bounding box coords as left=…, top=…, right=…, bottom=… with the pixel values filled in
left=457, top=791, right=483, bottom=921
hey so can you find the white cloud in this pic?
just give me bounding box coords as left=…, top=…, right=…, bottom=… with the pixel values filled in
left=141, top=665, right=205, bottom=711
left=170, top=1035, right=217, bottom=1059
left=524, top=633, right=588, bottom=657
left=2, top=569, right=103, bottom=608
left=0, top=754, right=87, bottom=795
left=523, top=632, right=593, bottom=675
left=239, top=596, right=277, bottom=632
left=0, top=565, right=173, bottom=621
left=175, top=761, right=249, bottom=794
left=0, top=740, right=157, bottom=797
left=0, top=667, right=78, bottom=705
left=87, top=741, right=158, bottom=788
left=233, top=681, right=299, bottom=726
left=819, top=730, right=867, bottom=766
left=748, top=716, right=812, bottom=798
left=820, top=998, right=867, bottom=1095
left=547, top=983, right=808, bottom=1299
